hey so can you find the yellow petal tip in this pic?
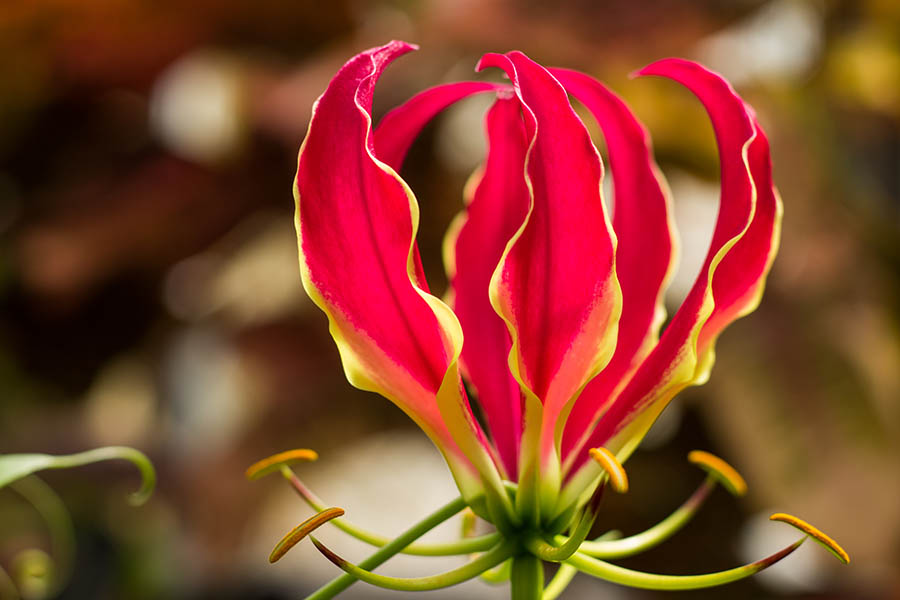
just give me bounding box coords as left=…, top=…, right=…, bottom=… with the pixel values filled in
left=688, top=450, right=748, bottom=497
left=769, top=512, right=850, bottom=564
left=246, top=449, right=319, bottom=480
left=589, top=447, right=628, bottom=493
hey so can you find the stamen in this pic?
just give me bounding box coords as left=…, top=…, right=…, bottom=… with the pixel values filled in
left=566, top=537, right=805, bottom=590
left=478, top=560, right=511, bottom=584
left=268, top=507, right=344, bottom=563
left=589, top=448, right=628, bottom=493
left=460, top=507, right=477, bottom=539
left=245, top=449, right=318, bottom=480
left=543, top=564, right=578, bottom=600
left=574, top=477, right=716, bottom=559
left=310, top=536, right=516, bottom=591
left=280, top=467, right=500, bottom=556
left=528, top=484, right=604, bottom=562
left=769, top=513, right=850, bottom=564
left=687, top=450, right=747, bottom=497
left=305, top=496, right=469, bottom=600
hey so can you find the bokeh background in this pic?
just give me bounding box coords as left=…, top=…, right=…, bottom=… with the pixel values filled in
left=1, top=0, right=899, bottom=598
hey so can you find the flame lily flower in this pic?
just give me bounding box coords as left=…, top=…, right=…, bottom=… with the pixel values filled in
left=250, top=41, right=848, bottom=599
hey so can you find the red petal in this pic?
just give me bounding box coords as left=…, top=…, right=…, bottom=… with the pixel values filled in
left=698, top=114, right=780, bottom=352
left=447, top=96, right=530, bottom=476
left=476, top=52, right=621, bottom=474
left=548, top=68, right=677, bottom=471
left=374, top=81, right=506, bottom=291
left=572, top=59, right=781, bottom=471
left=295, top=41, right=481, bottom=484
left=374, top=81, right=505, bottom=170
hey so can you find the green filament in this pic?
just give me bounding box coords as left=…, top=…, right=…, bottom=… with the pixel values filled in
left=312, top=537, right=516, bottom=592
left=565, top=538, right=804, bottom=590
left=304, top=495, right=468, bottom=599
left=280, top=467, right=501, bottom=555
left=575, top=475, right=716, bottom=559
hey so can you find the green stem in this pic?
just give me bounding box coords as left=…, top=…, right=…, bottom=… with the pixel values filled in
left=304, top=496, right=467, bottom=600
left=510, top=554, right=543, bottom=600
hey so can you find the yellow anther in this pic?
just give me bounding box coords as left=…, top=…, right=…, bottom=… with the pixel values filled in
left=246, top=449, right=319, bottom=480
left=770, top=513, right=850, bottom=564
left=589, top=447, right=628, bottom=493
left=687, top=450, right=748, bottom=497
left=269, top=507, right=345, bottom=563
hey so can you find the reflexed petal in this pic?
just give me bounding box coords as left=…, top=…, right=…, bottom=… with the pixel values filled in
left=445, top=96, right=530, bottom=476
left=696, top=115, right=781, bottom=357
left=549, top=68, right=676, bottom=471
left=294, top=41, right=489, bottom=495
left=476, top=53, right=621, bottom=472
left=374, top=81, right=506, bottom=170
left=567, top=59, right=781, bottom=482
left=374, top=81, right=505, bottom=290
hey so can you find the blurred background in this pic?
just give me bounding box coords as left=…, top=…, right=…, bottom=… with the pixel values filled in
left=1, top=0, right=898, bottom=598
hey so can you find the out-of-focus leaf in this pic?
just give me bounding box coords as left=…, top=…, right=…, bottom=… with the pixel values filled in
left=0, top=447, right=155, bottom=505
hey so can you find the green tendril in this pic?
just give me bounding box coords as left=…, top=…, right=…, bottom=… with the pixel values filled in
left=8, top=476, right=76, bottom=596
left=0, top=447, right=155, bottom=506
left=311, top=537, right=516, bottom=592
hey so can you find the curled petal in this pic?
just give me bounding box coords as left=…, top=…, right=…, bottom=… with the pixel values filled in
left=294, top=41, right=493, bottom=498
left=374, top=81, right=506, bottom=170
left=446, top=97, right=530, bottom=476
left=568, top=59, right=780, bottom=481
left=548, top=68, right=676, bottom=470
left=374, top=81, right=507, bottom=290
left=697, top=114, right=781, bottom=355
left=476, top=51, right=621, bottom=494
